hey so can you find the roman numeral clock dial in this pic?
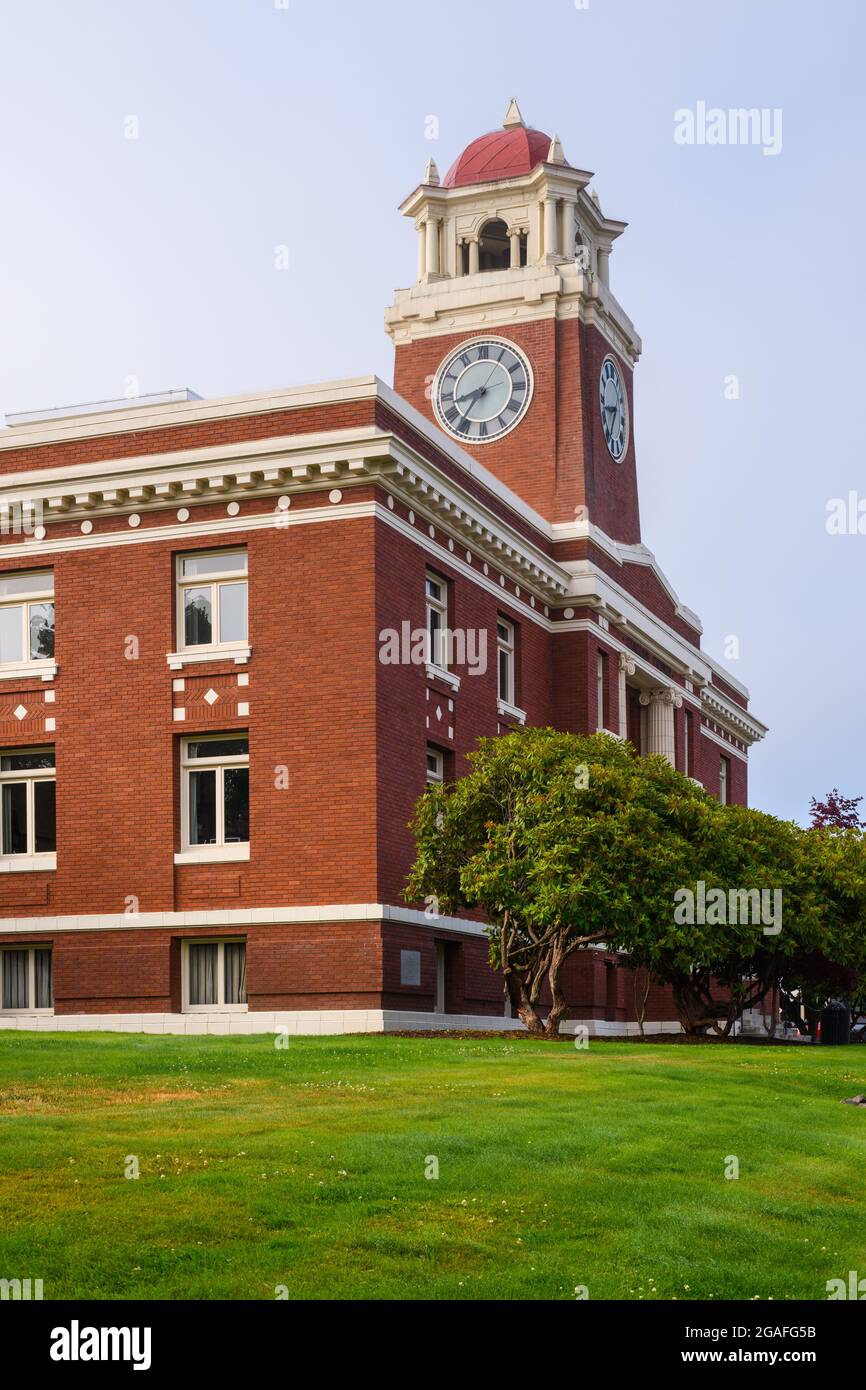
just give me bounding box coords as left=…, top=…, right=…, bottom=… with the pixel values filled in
left=433, top=339, right=533, bottom=443
left=599, top=354, right=628, bottom=461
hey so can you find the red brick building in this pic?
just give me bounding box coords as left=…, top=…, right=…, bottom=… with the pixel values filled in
left=0, top=103, right=765, bottom=1034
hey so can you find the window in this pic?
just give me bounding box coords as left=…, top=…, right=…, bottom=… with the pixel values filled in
left=683, top=708, right=692, bottom=777
left=0, top=946, right=52, bottom=1012
left=179, top=735, right=249, bottom=860
left=183, top=938, right=247, bottom=1012
left=596, top=650, right=607, bottom=731
left=719, top=756, right=730, bottom=805
left=0, top=748, right=56, bottom=863
left=497, top=618, right=515, bottom=705
left=0, top=571, right=54, bottom=669
left=400, top=949, right=421, bottom=987
left=426, top=746, right=444, bottom=784
left=177, top=550, right=247, bottom=652
left=425, top=572, right=448, bottom=671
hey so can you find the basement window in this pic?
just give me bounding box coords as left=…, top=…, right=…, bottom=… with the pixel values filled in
left=0, top=946, right=53, bottom=1013
left=182, top=938, right=247, bottom=1012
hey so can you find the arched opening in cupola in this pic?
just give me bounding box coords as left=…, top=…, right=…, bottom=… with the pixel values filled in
left=478, top=219, right=510, bottom=272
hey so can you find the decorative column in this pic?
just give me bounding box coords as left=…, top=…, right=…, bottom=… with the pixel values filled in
left=456, top=237, right=465, bottom=277
left=618, top=652, right=635, bottom=738
left=639, top=687, right=682, bottom=766
left=468, top=236, right=480, bottom=276
left=543, top=197, right=559, bottom=259
left=508, top=227, right=521, bottom=269
left=596, top=245, right=610, bottom=286
left=425, top=217, right=440, bottom=277
left=416, top=220, right=426, bottom=282
left=561, top=200, right=576, bottom=261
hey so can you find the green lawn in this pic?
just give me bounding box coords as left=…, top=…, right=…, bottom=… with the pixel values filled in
left=0, top=1031, right=864, bottom=1301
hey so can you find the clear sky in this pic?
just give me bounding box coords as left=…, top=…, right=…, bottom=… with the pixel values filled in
left=0, top=0, right=863, bottom=824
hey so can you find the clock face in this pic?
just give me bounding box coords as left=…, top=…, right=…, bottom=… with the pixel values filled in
left=599, top=355, right=628, bottom=461
left=433, top=339, right=532, bottom=443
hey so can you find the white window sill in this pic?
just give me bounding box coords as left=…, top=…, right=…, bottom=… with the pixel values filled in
left=174, top=845, right=250, bottom=865
left=598, top=727, right=624, bottom=740
left=0, top=661, right=56, bottom=682
left=0, top=854, right=56, bottom=873
left=498, top=699, right=527, bottom=724
left=184, top=1005, right=249, bottom=1015
left=167, top=646, right=250, bottom=671
left=0, top=1009, right=54, bottom=1017
left=426, top=663, right=460, bottom=691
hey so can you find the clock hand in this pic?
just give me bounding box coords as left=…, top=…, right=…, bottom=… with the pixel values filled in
left=456, top=385, right=487, bottom=406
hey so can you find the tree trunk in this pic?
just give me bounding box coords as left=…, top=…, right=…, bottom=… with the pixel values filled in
left=505, top=969, right=545, bottom=1036
left=543, top=938, right=568, bottom=1037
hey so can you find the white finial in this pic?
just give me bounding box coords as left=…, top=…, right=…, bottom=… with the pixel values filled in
left=503, top=98, right=525, bottom=129
left=423, top=157, right=440, bottom=186
left=590, top=186, right=601, bottom=208
left=547, top=134, right=566, bottom=165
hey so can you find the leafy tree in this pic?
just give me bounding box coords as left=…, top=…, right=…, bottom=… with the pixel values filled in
left=809, top=789, right=865, bottom=831
left=619, top=804, right=818, bottom=1036
left=406, top=729, right=718, bottom=1036
left=786, top=827, right=866, bottom=1029
left=406, top=727, right=837, bottom=1039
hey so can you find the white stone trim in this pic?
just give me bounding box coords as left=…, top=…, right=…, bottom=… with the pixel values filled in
left=497, top=698, right=526, bottom=724
left=0, top=661, right=57, bottom=683
left=0, top=901, right=492, bottom=936
left=0, top=853, right=56, bottom=874
left=0, top=1008, right=683, bottom=1037
left=173, top=846, right=250, bottom=865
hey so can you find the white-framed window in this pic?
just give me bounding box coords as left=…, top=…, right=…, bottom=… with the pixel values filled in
left=0, top=945, right=53, bottom=1013
left=497, top=618, right=515, bottom=704
left=178, top=735, right=249, bottom=861
left=719, top=756, right=729, bottom=805
left=182, top=938, right=247, bottom=1012
left=426, top=746, right=444, bottom=784
left=0, top=571, right=54, bottom=671
left=177, top=550, right=247, bottom=654
left=425, top=572, right=448, bottom=671
left=0, top=747, right=56, bottom=867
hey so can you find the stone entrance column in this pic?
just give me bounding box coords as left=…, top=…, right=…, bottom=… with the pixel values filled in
left=618, top=652, right=635, bottom=737
left=638, top=687, right=683, bottom=766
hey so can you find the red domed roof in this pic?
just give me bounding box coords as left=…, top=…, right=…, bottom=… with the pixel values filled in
left=443, top=125, right=557, bottom=189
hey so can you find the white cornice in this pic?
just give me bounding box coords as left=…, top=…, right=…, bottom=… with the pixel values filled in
left=0, top=901, right=492, bottom=937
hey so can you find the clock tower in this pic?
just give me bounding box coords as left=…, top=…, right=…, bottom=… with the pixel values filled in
left=386, top=100, right=643, bottom=543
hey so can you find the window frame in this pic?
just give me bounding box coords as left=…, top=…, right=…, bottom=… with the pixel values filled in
left=175, top=549, right=248, bottom=657
left=497, top=617, right=515, bottom=705
left=0, top=945, right=53, bottom=1014
left=719, top=755, right=730, bottom=805
left=425, top=571, right=449, bottom=674
left=0, top=570, right=55, bottom=675
left=426, top=745, right=444, bottom=785
left=177, top=734, right=250, bottom=863
left=0, top=746, right=56, bottom=870
left=181, top=937, right=248, bottom=1014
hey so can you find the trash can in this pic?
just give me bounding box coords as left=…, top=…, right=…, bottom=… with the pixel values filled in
left=820, top=1003, right=851, bottom=1045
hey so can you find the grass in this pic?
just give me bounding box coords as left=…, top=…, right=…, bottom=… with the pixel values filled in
left=0, top=1030, right=864, bottom=1301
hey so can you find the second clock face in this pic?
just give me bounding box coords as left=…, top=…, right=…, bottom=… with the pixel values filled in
left=433, top=339, right=532, bottom=443
left=599, top=354, right=628, bottom=461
